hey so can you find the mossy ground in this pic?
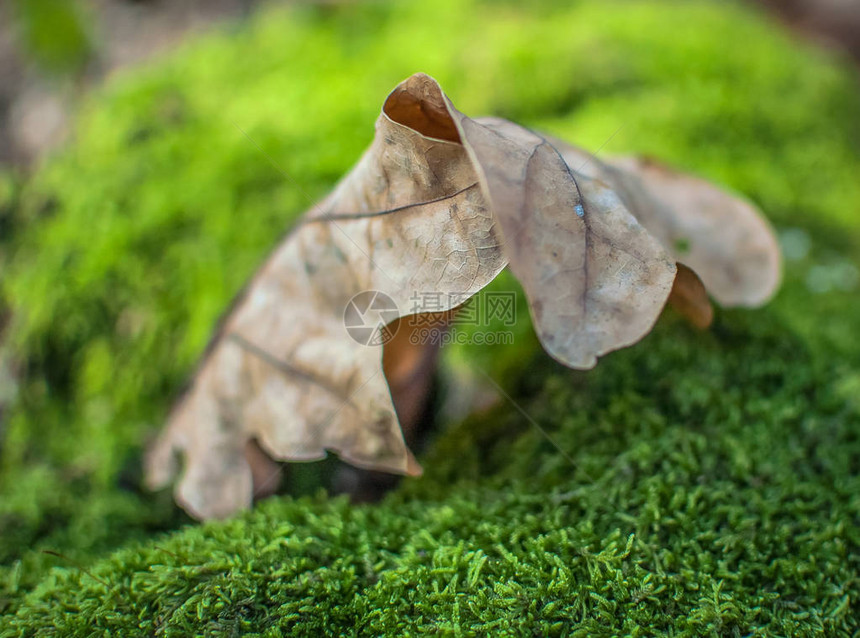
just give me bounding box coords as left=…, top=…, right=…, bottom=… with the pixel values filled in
left=1, top=0, right=859, bottom=635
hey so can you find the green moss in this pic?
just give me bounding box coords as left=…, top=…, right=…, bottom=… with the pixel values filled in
left=4, top=318, right=860, bottom=635
left=2, top=0, right=860, bottom=634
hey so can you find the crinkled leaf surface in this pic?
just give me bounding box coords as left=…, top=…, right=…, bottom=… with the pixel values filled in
left=554, top=143, right=782, bottom=307
left=147, top=73, right=777, bottom=519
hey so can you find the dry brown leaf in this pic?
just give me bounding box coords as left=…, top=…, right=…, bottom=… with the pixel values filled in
left=553, top=143, right=782, bottom=308
left=448, top=115, right=676, bottom=369
left=147, top=73, right=777, bottom=520
left=147, top=75, right=504, bottom=519
left=668, top=263, right=714, bottom=329
left=380, top=311, right=454, bottom=460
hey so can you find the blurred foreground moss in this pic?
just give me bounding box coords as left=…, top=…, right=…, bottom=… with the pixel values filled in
left=1, top=0, right=860, bottom=634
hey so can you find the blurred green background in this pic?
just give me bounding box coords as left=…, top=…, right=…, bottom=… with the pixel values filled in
left=1, top=0, right=859, bottom=634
